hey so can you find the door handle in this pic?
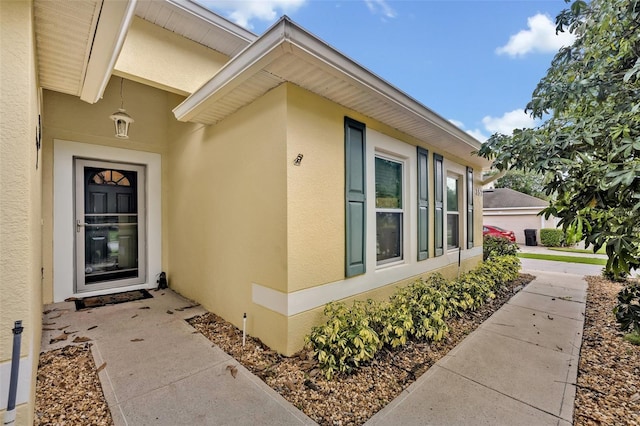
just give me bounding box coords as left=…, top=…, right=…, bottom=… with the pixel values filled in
left=76, top=220, right=86, bottom=233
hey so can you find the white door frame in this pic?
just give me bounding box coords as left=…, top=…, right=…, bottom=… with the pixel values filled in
left=53, top=139, right=162, bottom=302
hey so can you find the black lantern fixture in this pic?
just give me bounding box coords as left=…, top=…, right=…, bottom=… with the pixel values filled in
left=110, top=78, right=134, bottom=139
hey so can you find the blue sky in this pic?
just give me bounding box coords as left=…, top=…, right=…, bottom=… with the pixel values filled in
left=197, top=0, right=575, bottom=142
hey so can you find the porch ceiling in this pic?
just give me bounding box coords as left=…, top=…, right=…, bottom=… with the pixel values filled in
left=34, top=0, right=255, bottom=103
left=174, top=17, right=489, bottom=166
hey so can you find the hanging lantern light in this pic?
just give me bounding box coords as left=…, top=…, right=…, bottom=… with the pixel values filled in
left=110, top=78, right=134, bottom=139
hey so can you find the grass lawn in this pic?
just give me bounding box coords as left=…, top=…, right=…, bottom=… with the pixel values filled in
left=517, top=252, right=607, bottom=265
left=547, top=246, right=607, bottom=255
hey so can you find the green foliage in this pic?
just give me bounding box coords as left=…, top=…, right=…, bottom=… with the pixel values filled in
left=476, top=0, right=640, bottom=280
left=614, top=283, right=640, bottom=333
left=483, top=235, right=519, bottom=260
left=540, top=229, right=564, bottom=247
left=494, top=169, right=550, bottom=200
left=306, top=256, right=521, bottom=379
left=305, top=301, right=381, bottom=379
left=623, top=331, right=640, bottom=346
left=391, top=279, right=449, bottom=340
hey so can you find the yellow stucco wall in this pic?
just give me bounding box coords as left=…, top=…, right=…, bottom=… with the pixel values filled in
left=115, top=17, right=230, bottom=96
left=41, top=77, right=177, bottom=303
left=0, top=0, right=42, bottom=423
left=166, top=85, right=289, bottom=352
left=285, top=256, right=481, bottom=355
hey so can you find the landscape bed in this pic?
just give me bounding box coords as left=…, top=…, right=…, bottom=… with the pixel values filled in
left=33, top=273, right=640, bottom=425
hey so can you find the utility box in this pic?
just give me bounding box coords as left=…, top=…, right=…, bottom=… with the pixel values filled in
left=524, top=229, right=538, bottom=246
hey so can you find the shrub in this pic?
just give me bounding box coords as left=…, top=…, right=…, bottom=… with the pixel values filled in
left=539, top=228, right=564, bottom=247
left=305, top=301, right=381, bottom=379
left=614, top=283, right=640, bottom=333
left=306, top=255, right=522, bottom=379
left=391, top=279, right=449, bottom=341
left=483, top=235, right=518, bottom=260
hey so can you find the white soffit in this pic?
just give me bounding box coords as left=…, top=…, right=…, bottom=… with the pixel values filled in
left=34, top=0, right=101, bottom=96
left=134, top=0, right=256, bottom=58
left=80, top=0, right=137, bottom=103
left=174, top=17, right=487, bottom=164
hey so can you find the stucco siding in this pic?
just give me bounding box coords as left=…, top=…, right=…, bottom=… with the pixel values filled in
left=115, top=17, right=230, bottom=96
left=167, top=84, right=288, bottom=352
left=483, top=212, right=556, bottom=244
left=41, top=77, right=174, bottom=303
left=0, top=0, right=42, bottom=422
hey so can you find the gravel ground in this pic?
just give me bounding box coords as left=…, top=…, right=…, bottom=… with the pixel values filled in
left=34, top=344, right=111, bottom=425
left=574, top=276, right=640, bottom=425
left=34, top=272, right=639, bottom=425
left=188, top=274, right=535, bottom=425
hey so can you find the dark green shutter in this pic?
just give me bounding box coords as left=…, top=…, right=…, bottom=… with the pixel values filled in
left=345, top=118, right=366, bottom=277
left=467, top=166, right=474, bottom=249
left=434, top=154, right=444, bottom=256
left=417, top=147, right=429, bottom=260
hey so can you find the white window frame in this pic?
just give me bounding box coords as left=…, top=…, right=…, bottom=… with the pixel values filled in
left=375, top=154, right=405, bottom=266
left=366, top=130, right=415, bottom=270
left=446, top=174, right=460, bottom=250
left=443, top=159, right=468, bottom=253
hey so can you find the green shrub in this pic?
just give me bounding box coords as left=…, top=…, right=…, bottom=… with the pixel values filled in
left=614, top=283, right=640, bottom=333
left=483, top=235, right=519, bottom=260
left=306, top=255, right=522, bottom=379
left=539, top=228, right=564, bottom=247
left=391, top=280, right=449, bottom=341
left=305, top=301, right=381, bottom=379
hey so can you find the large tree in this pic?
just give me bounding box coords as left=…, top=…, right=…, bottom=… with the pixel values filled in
left=478, top=0, right=640, bottom=278
left=494, top=170, right=550, bottom=200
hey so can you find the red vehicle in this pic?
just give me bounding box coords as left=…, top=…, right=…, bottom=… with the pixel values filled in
left=483, top=225, right=516, bottom=242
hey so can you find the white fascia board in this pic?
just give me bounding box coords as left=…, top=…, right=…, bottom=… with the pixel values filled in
left=80, top=0, right=137, bottom=104
left=173, top=17, right=291, bottom=121
left=173, top=16, right=483, bottom=154
left=168, top=0, right=256, bottom=43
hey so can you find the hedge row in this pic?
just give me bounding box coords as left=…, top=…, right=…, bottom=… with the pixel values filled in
left=305, top=255, right=521, bottom=379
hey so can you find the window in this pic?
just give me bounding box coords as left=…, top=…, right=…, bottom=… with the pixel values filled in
left=375, top=156, right=403, bottom=264
left=466, top=167, right=474, bottom=249
left=447, top=176, right=459, bottom=249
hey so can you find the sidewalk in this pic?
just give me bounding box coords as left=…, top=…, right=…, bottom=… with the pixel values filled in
left=41, top=291, right=315, bottom=425
left=366, top=268, right=586, bottom=426
left=40, top=258, right=588, bottom=425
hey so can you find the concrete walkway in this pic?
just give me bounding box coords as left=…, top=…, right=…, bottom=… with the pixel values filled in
left=40, top=252, right=593, bottom=425
left=41, top=291, right=315, bottom=425
left=366, top=262, right=588, bottom=426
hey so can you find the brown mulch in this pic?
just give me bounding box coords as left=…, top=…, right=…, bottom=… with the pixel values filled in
left=574, top=276, right=640, bottom=426
left=34, top=344, right=112, bottom=425
left=187, top=274, right=534, bottom=425
left=34, top=273, right=640, bottom=425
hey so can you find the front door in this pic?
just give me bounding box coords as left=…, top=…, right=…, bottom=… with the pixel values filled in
left=75, top=159, right=146, bottom=292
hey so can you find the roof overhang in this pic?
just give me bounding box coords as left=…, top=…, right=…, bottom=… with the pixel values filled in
left=80, top=0, right=137, bottom=103
left=174, top=16, right=490, bottom=167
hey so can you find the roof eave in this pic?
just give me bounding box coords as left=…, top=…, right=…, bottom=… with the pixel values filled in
left=80, top=0, right=137, bottom=104
left=174, top=16, right=486, bottom=165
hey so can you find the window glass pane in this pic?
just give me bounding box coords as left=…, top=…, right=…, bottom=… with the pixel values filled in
left=447, top=214, right=459, bottom=249
left=377, top=212, right=402, bottom=262
left=447, top=177, right=458, bottom=211
left=375, top=158, right=402, bottom=209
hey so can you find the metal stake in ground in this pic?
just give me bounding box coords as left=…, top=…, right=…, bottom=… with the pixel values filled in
left=4, top=320, right=24, bottom=425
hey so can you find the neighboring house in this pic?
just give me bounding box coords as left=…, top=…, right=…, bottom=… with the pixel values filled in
left=1, top=0, right=490, bottom=422
left=483, top=188, right=556, bottom=244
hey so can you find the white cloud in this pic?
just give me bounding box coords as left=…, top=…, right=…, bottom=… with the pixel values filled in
left=496, top=13, right=575, bottom=57
left=481, top=109, right=538, bottom=135
left=448, top=119, right=464, bottom=128
left=466, top=129, right=490, bottom=142
left=364, top=0, right=397, bottom=19
left=200, top=0, right=306, bottom=29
